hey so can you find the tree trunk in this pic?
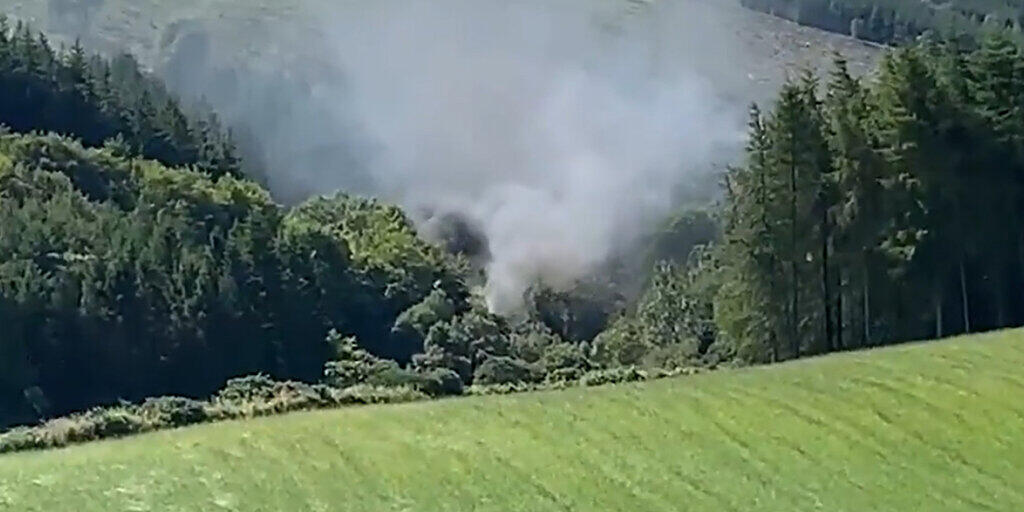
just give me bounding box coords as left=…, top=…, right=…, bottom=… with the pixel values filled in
left=959, top=255, right=971, bottom=334
left=864, top=260, right=872, bottom=348
left=836, top=268, right=845, bottom=350
left=790, top=143, right=800, bottom=359
left=862, top=261, right=871, bottom=347
left=995, top=276, right=1006, bottom=328
left=821, top=226, right=833, bottom=353
left=1017, top=232, right=1024, bottom=323
left=759, top=154, right=781, bottom=362
left=934, top=290, right=943, bottom=338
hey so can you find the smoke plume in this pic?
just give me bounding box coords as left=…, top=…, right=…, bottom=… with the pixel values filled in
left=160, top=0, right=753, bottom=312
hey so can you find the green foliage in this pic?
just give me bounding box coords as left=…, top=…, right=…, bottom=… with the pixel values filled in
left=0, top=373, right=431, bottom=453
left=0, top=131, right=471, bottom=429
left=322, top=332, right=390, bottom=388
left=0, top=18, right=241, bottom=176
left=472, top=356, right=542, bottom=386
left=592, top=253, right=719, bottom=368
left=714, top=35, right=1024, bottom=361
left=578, top=366, right=647, bottom=387
left=643, top=207, right=719, bottom=267
left=139, top=396, right=207, bottom=427
left=414, top=308, right=513, bottom=383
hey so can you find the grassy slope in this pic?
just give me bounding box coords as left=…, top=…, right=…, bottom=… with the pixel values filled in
left=0, top=330, right=1021, bottom=511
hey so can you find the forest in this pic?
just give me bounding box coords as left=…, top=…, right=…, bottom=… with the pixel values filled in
left=3, top=16, right=1024, bottom=449
left=742, top=0, right=1024, bottom=44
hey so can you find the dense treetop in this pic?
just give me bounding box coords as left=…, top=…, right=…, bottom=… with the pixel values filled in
left=0, top=16, right=240, bottom=177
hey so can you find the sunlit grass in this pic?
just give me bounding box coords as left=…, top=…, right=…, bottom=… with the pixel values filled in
left=1, top=330, right=1021, bottom=511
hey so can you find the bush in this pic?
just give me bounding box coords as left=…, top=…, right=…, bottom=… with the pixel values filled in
left=579, top=367, right=647, bottom=387
left=415, top=369, right=464, bottom=397
left=91, top=408, right=147, bottom=439
left=0, top=427, right=36, bottom=454
left=0, top=361, right=710, bottom=454
left=332, top=385, right=428, bottom=405
left=140, top=397, right=208, bottom=427
left=208, top=379, right=334, bottom=420
left=216, top=375, right=279, bottom=403
left=466, top=382, right=550, bottom=396
left=545, top=366, right=585, bottom=384
left=473, top=356, right=542, bottom=386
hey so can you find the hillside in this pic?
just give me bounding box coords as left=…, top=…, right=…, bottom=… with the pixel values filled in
left=1, top=330, right=1021, bottom=511
left=2, top=0, right=881, bottom=99
left=742, top=0, right=1024, bottom=44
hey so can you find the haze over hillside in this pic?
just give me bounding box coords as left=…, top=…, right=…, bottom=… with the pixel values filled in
left=5, top=0, right=880, bottom=310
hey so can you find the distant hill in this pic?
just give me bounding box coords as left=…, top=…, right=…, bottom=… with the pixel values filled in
left=742, top=0, right=1024, bottom=44
left=1, top=329, right=1022, bottom=511
left=1, top=0, right=881, bottom=100
left=0, top=0, right=882, bottom=202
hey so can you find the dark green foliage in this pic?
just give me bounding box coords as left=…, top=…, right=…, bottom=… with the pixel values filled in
left=578, top=367, right=647, bottom=387
left=592, top=253, right=719, bottom=368
left=413, top=308, right=513, bottom=383
left=472, top=356, right=542, bottom=386
left=139, top=397, right=207, bottom=428
left=0, top=131, right=470, bottom=428
left=714, top=35, right=1024, bottom=361
left=414, top=369, right=465, bottom=397
left=0, top=375, right=430, bottom=454
left=0, top=18, right=240, bottom=177
left=644, top=207, right=719, bottom=267
left=322, top=332, right=393, bottom=388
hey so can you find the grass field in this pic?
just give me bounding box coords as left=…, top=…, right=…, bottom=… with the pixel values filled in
left=0, top=330, right=1021, bottom=511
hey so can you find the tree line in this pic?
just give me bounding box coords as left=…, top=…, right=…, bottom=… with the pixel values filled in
left=707, top=32, right=1024, bottom=362
left=0, top=17, right=240, bottom=177
left=741, top=0, right=1024, bottom=44
left=0, top=129, right=484, bottom=427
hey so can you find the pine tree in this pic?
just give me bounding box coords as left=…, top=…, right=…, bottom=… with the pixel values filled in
left=825, top=55, right=886, bottom=347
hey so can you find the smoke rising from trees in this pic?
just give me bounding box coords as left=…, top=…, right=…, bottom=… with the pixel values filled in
left=160, top=0, right=754, bottom=312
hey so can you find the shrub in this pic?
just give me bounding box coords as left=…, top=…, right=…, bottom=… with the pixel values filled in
left=579, top=367, right=647, bottom=387
left=545, top=366, right=585, bottom=384
left=0, top=427, right=36, bottom=453
left=473, top=356, right=542, bottom=386
left=208, top=379, right=333, bottom=420
left=140, top=397, right=208, bottom=427
left=91, top=408, right=147, bottom=439
left=414, top=368, right=464, bottom=397
left=216, top=375, right=279, bottom=403
left=333, top=385, right=428, bottom=405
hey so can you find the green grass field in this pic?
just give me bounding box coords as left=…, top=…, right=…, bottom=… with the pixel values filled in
left=0, top=331, right=1021, bottom=511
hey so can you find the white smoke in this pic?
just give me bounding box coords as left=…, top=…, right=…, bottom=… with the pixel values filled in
left=161, top=0, right=752, bottom=312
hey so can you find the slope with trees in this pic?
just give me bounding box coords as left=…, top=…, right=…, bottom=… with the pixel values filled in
left=742, top=0, right=1024, bottom=44
left=710, top=32, right=1024, bottom=362
left=0, top=17, right=240, bottom=177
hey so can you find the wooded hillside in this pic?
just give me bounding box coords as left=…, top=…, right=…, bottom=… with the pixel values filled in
left=742, top=0, right=1024, bottom=43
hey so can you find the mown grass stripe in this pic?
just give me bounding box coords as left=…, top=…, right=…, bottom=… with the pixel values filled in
left=1, top=330, right=1022, bottom=511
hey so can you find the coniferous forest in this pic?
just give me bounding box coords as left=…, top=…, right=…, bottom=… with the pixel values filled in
left=742, top=0, right=1024, bottom=44
left=714, top=34, right=1024, bottom=362
left=4, top=14, right=1024, bottom=451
